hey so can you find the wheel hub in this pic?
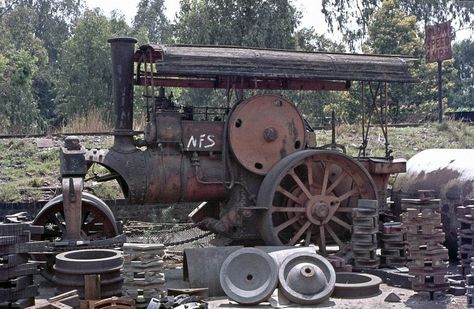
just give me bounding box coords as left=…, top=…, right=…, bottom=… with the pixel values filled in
left=304, top=195, right=340, bottom=225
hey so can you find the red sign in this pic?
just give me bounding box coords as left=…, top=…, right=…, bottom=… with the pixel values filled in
left=425, top=21, right=453, bottom=63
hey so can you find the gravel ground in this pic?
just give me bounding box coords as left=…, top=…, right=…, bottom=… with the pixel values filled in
left=33, top=268, right=468, bottom=309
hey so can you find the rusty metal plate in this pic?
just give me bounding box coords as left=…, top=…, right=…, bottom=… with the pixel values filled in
left=229, top=95, right=305, bottom=175
left=182, top=121, right=224, bottom=152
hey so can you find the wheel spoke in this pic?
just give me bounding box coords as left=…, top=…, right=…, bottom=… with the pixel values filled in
left=326, top=170, right=347, bottom=194
left=288, top=220, right=312, bottom=246
left=305, top=159, right=314, bottom=187
left=337, top=188, right=358, bottom=203
left=330, top=216, right=352, bottom=230
left=319, top=225, right=327, bottom=255
left=321, top=163, right=331, bottom=195
left=82, top=211, right=91, bottom=225
left=326, top=224, right=344, bottom=248
left=274, top=215, right=301, bottom=234
left=83, top=217, right=101, bottom=234
left=52, top=214, right=66, bottom=233
left=272, top=206, right=306, bottom=213
left=289, top=169, right=312, bottom=200
left=277, top=186, right=303, bottom=205
left=305, top=226, right=313, bottom=246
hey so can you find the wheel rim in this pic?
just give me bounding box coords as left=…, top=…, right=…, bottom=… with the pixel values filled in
left=258, top=150, right=377, bottom=255
left=33, top=202, right=117, bottom=242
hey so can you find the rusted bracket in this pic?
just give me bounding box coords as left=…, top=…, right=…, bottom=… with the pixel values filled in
left=60, top=136, right=87, bottom=241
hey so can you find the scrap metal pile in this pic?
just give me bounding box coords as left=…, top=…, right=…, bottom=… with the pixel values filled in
left=381, top=222, right=407, bottom=267
left=122, top=243, right=166, bottom=308
left=401, top=196, right=449, bottom=296
left=0, top=221, right=46, bottom=308
left=351, top=199, right=380, bottom=269
left=458, top=205, right=474, bottom=277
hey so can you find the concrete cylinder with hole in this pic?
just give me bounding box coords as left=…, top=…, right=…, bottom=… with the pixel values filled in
left=278, top=252, right=335, bottom=305
left=53, top=249, right=123, bottom=298
left=219, top=247, right=278, bottom=305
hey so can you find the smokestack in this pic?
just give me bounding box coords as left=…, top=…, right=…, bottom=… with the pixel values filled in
left=108, top=37, right=138, bottom=152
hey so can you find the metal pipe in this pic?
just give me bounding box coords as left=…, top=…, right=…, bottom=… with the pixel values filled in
left=108, top=37, right=138, bottom=153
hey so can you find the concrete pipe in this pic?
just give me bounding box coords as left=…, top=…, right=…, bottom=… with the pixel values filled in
left=183, top=246, right=243, bottom=297
left=278, top=252, right=335, bottom=305
left=219, top=247, right=278, bottom=305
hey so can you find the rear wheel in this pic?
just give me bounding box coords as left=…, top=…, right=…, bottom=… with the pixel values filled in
left=258, top=150, right=377, bottom=255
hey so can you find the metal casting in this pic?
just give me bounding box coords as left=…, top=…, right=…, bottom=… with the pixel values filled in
left=53, top=249, right=124, bottom=298
left=351, top=199, right=380, bottom=269
left=458, top=205, right=474, bottom=277
left=332, top=272, right=382, bottom=298
left=401, top=197, right=449, bottom=297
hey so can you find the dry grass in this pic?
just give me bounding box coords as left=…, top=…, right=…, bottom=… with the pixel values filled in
left=60, top=108, right=113, bottom=133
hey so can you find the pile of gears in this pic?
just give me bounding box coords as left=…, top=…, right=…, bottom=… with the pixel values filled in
left=402, top=197, right=449, bottom=296
left=0, top=220, right=46, bottom=308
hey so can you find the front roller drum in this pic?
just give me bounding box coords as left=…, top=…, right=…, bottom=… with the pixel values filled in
left=258, top=150, right=377, bottom=254
left=32, top=192, right=119, bottom=281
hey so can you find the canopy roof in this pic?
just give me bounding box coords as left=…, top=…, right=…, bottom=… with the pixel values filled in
left=134, top=44, right=415, bottom=90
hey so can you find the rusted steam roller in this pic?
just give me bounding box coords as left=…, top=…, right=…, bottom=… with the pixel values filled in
left=381, top=222, right=407, bottom=267
left=219, top=247, right=278, bottom=305
left=122, top=243, right=166, bottom=308
left=351, top=199, right=379, bottom=269
left=401, top=199, right=449, bottom=295
left=458, top=205, right=474, bottom=277
left=53, top=249, right=123, bottom=298
left=0, top=222, right=46, bottom=309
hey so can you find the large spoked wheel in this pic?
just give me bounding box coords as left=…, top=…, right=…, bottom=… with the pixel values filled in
left=258, top=150, right=377, bottom=255
left=32, top=192, right=119, bottom=280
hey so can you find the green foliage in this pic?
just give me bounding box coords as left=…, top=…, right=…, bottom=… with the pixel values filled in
left=55, top=9, right=120, bottom=121
left=133, top=0, right=172, bottom=44
left=451, top=40, right=474, bottom=109
left=322, top=0, right=474, bottom=50
left=295, top=28, right=346, bottom=52
left=175, top=0, right=300, bottom=48
left=0, top=0, right=472, bottom=133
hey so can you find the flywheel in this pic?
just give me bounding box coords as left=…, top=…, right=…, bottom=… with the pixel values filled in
left=229, top=94, right=306, bottom=175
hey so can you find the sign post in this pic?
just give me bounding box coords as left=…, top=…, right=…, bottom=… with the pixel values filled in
left=425, top=21, right=453, bottom=123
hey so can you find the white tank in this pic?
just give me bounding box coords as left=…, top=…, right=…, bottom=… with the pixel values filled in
left=393, top=149, right=474, bottom=200
left=393, top=149, right=474, bottom=257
